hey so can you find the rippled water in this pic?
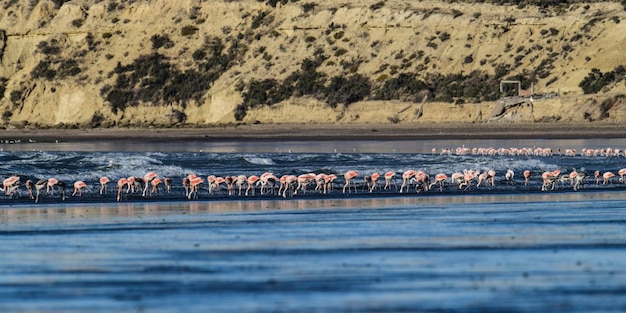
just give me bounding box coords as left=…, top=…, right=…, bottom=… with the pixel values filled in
left=1, top=139, right=626, bottom=312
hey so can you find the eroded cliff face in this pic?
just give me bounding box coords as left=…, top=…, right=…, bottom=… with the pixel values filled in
left=0, top=0, right=625, bottom=128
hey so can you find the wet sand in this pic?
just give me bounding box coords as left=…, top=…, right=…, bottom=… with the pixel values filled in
left=2, top=122, right=626, bottom=142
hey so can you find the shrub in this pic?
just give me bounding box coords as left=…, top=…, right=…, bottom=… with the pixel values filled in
left=36, top=40, right=60, bottom=55
left=151, top=34, right=174, bottom=50
left=71, top=19, right=84, bottom=28
left=370, top=1, right=384, bottom=10
left=52, top=0, right=69, bottom=9
left=438, top=32, right=451, bottom=42
left=302, top=2, right=316, bottom=13
left=251, top=11, right=268, bottom=29
left=192, top=49, right=206, bottom=61
left=102, top=32, right=113, bottom=39
left=325, top=74, right=371, bottom=107
left=181, top=25, right=198, bottom=36
left=334, top=48, right=347, bottom=57
left=9, top=89, right=23, bottom=107
left=0, top=77, right=7, bottom=101
left=57, top=59, right=81, bottom=78
left=579, top=67, right=626, bottom=94
left=31, top=60, right=56, bottom=80
left=451, top=9, right=463, bottom=18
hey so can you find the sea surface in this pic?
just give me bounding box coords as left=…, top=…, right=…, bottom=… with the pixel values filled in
left=1, top=138, right=626, bottom=312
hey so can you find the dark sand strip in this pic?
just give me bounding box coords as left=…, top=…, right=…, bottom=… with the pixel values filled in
left=1, top=123, right=625, bottom=142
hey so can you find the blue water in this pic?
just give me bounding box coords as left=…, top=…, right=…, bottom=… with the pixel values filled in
left=1, top=139, right=626, bottom=312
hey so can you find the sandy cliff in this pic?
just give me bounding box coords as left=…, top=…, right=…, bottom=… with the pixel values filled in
left=0, top=0, right=626, bottom=129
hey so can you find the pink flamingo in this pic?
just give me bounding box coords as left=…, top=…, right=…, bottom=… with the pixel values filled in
left=117, top=178, right=128, bottom=202
left=142, top=172, right=159, bottom=197
left=246, top=175, right=260, bottom=196
left=151, top=178, right=163, bottom=194
left=523, top=170, right=531, bottom=186
left=369, top=172, right=381, bottom=192
left=99, top=176, right=110, bottom=194
left=429, top=173, right=448, bottom=192
left=383, top=171, right=396, bottom=190
left=399, top=170, right=417, bottom=193
left=343, top=170, right=359, bottom=194
left=603, top=172, right=616, bottom=185
left=1, top=176, right=20, bottom=196
left=72, top=181, right=87, bottom=197
left=188, top=176, right=204, bottom=199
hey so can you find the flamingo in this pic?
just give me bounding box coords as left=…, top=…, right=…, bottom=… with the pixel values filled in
left=324, top=174, right=337, bottom=194
left=46, top=178, right=59, bottom=195
left=295, top=173, right=316, bottom=195
left=206, top=175, right=217, bottom=194
left=343, top=170, right=358, bottom=194
left=282, top=175, right=298, bottom=198
left=235, top=175, right=247, bottom=196
left=25, top=179, right=34, bottom=200
left=142, top=172, right=159, bottom=197
left=459, top=170, right=477, bottom=191
left=573, top=172, right=588, bottom=191
left=487, top=170, right=496, bottom=187
left=523, top=170, right=531, bottom=186
left=188, top=176, right=204, bottom=199
left=383, top=171, right=396, bottom=190
left=618, top=168, right=626, bottom=183
left=504, top=169, right=514, bottom=185
left=212, top=177, right=225, bottom=193
left=476, top=172, right=489, bottom=188
left=399, top=170, right=417, bottom=193
left=164, top=178, right=172, bottom=193
left=429, top=173, right=448, bottom=192
left=412, top=171, right=430, bottom=192
left=257, top=173, right=277, bottom=195
left=1, top=176, right=20, bottom=196
left=225, top=176, right=235, bottom=196
left=182, top=176, right=190, bottom=196
left=117, top=178, right=128, bottom=201
left=246, top=175, right=260, bottom=196
left=72, top=181, right=87, bottom=197
left=603, top=172, right=616, bottom=185
left=35, top=179, right=48, bottom=203
left=99, top=176, right=110, bottom=194
left=541, top=170, right=561, bottom=191
left=369, top=172, right=381, bottom=192
left=151, top=178, right=163, bottom=194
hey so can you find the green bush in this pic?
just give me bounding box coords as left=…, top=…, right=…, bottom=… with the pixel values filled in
left=181, top=25, right=198, bottom=36
left=302, top=2, right=316, bottom=12
left=0, top=77, right=7, bottom=101
left=36, top=40, right=60, bottom=55
left=325, top=74, right=371, bottom=107
left=57, top=59, right=81, bottom=78
left=151, top=34, right=174, bottom=50
left=71, top=19, right=84, bottom=28
left=251, top=11, right=268, bottom=29
left=370, top=1, right=384, bottom=10
left=9, top=89, right=23, bottom=107
left=31, top=60, right=57, bottom=80
left=579, top=67, right=626, bottom=94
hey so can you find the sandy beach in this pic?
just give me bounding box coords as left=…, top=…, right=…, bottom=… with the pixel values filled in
left=1, top=123, right=625, bottom=142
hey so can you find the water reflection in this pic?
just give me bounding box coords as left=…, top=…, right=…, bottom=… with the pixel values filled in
left=3, top=138, right=626, bottom=153
left=3, top=191, right=626, bottom=225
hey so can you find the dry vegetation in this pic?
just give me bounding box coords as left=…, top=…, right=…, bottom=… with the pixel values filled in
left=0, top=0, right=626, bottom=128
